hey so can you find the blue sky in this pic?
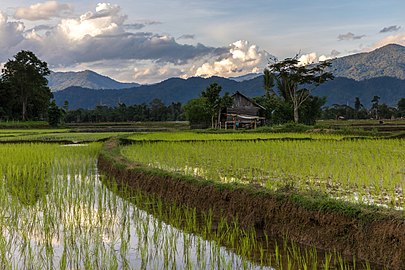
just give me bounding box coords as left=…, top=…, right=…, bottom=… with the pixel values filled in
left=1, top=0, right=404, bottom=83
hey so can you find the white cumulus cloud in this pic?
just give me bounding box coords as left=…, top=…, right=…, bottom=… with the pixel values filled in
left=0, top=11, right=25, bottom=54
left=318, top=49, right=340, bottom=62
left=318, top=55, right=330, bottom=62
left=133, top=64, right=184, bottom=83
left=0, top=3, right=222, bottom=68
left=14, top=1, right=73, bottom=21
left=194, top=40, right=269, bottom=78
left=297, top=52, right=317, bottom=66
left=56, top=3, right=125, bottom=41
left=0, top=3, right=271, bottom=83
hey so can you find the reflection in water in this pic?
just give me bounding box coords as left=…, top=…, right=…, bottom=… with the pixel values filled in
left=4, top=162, right=52, bottom=206
left=0, top=159, right=273, bottom=269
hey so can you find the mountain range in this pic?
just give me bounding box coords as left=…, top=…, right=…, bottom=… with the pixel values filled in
left=47, top=70, right=140, bottom=91
left=52, top=44, right=405, bottom=109
left=330, top=44, right=405, bottom=80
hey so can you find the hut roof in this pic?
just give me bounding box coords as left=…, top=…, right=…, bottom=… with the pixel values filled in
left=231, top=91, right=266, bottom=111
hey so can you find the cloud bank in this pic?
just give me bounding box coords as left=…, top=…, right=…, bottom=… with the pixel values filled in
left=0, top=11, right=25, bottom=53
left=338, top=32, right=366, bottom=41
left=379, top=25, right=401, bottom=33
left=14, top=1, right=73, bottom=21
left=0, top=2, right=235, bottom=83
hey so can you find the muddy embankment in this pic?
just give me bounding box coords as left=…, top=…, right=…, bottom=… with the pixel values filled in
left=98, top=138, right=405, bottom=269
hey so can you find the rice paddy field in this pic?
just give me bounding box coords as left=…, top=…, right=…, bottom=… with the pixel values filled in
left=0, top=141, right=365, bottom=269
left=126, top=131, right=353, bottom=141
left=0, top=129, right=132, bottom=143
left=0, top=143, right=275, bottom=269
left=122, top=136, right=405, bottom=210
left=1, top=127, right=403, bottom=269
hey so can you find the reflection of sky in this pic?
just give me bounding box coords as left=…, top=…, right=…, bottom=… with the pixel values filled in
left=0, top=165, right=272, bottom=269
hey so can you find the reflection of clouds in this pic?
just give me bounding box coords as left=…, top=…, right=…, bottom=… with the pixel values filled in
left=1, top=173, right=122, bottom=249
left=0, top=167, right=272, bottom=269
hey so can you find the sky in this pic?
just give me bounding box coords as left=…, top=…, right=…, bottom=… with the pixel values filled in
left=0, top=0, right=404, bottom=84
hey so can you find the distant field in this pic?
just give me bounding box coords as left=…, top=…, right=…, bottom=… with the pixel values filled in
left=317, top=119, right=405, bottom=126
left=317, top=119, right=405, bottom=134
left=0, top=121, right=50, bottom=128
left=66, top=121, right=190, bottom=132
left=0, top=129, right=131, bottom=143
left=126, top=131, right=354, bottom=141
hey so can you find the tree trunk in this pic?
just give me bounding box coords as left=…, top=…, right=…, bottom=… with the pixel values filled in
left=217, top=108, right=222, bottom=129
left=211, top=115, right=215, bottom=128
left=293, top=106, right=299, bottom=123
left=22, top=98, right=27, bottom=121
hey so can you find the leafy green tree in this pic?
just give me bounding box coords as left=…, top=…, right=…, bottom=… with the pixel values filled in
left=321, top=104, right=354, bottom=120
left=378, top=103, right=397, bottom=119
left=217, top=92, right=233, bottom=127
left=263, top=68, right=275, bottom=97
left=398, top=98, right=405, bottom=117
left=149, top=98, right=167, bottom=121
left=265, top=56, right=334, bottom=123
left=183, top=97, right=211, bottom=128
left=201, top=83, right=233, bottom=128
left=299, top=96, right=326, bottom=125
left=0, top=80, right=15, bottom=119
left=371, top=95, right=380, bottom=119
left=167, top=102, right=184, bottom=121
left=201, top=83, right=222, bottom=128
left=354, top=97, right=366, bottom=119
left=354, top=97, right=362, bottom=111
left=1, top=50, right=52, bottom=120
left=47, top=100, right=63, bottom=127
left=253, top=94, right=290, bottom=124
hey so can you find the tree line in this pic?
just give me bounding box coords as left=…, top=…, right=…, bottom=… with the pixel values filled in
left=64, top=100, right=184, bottom=123
left=321, top=96, right=405, bottom=120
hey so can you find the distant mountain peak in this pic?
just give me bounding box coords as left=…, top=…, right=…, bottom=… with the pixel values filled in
left=375, top=43, right=405, bottom=51
left=331, top=43, right=405, bottom=81
left=47, top=70, right=140, bottom=91
left=228, top=73, right=262, bottom=82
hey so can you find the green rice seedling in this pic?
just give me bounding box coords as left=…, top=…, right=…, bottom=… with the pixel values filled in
left=0, top=140, right=376, bottom=269
left=122, top=137, right=405, bottom=209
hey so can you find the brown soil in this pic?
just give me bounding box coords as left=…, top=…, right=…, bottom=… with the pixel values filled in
left=98, top=139, right=405, bottom=269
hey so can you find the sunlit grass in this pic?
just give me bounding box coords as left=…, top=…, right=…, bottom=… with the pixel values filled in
left=122, top=138, right=405, bottom=209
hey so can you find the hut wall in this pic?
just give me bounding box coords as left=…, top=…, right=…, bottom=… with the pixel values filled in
left=227, top=107, right=259, bottom=115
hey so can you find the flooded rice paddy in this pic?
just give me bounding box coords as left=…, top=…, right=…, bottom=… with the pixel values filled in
left=0, top=142, right=375, bottom=269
